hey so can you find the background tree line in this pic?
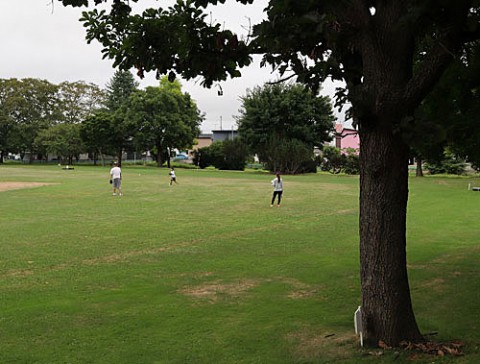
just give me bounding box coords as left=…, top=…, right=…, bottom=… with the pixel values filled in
left=194, top=82, right=336, bottom=173
left=0, top=71, right=202, bottom=166
left=2, top=70, right=476, bottom=176
left=0, top=78, right=103, bottom=164
left=0, top=72, right=338, bottom=173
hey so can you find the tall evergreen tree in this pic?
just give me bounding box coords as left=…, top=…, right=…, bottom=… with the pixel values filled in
left=105, top=70, right=139, bottom=111
left=105, top=70, right=139, bottom=164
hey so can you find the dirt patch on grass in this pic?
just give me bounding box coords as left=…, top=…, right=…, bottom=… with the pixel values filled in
left=420, top=278, right=447, bottom=292
left=81, top=241, right=196, bottom=266
left=179, top=276, right=323, bottom=303
left=179, top=279, right=258, bottom=302
left=276, top=277, right=322, bottom=299
left=287, top=330, right=356, bottom=362
left=0, top=182, right=54, bottom=192
left=336, top=208, right=357, bottom=215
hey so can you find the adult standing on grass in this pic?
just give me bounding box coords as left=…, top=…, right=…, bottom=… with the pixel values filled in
left=110, top=162, right=123, bottom=196
left=270, top=173, right=283, bottom=207
left=169, top=167, right=178, bottom=186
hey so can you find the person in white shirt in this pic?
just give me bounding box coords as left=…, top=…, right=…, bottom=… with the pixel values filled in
left=109, top=162, right=123, bottom=196
left=169, top=167, right=178, bottom=186
left=270, top=173, right=283, bottom=207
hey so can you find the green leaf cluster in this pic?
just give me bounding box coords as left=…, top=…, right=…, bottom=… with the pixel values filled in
left=321, top=146, right=359, bottom=175
left=35, top=123, right=83, bottom=165
left=0, top=78, right=103, bottom=163
left=126, top=76, right=203, bottom=166
left=193, top=138, right=249, bottom=170
left=237, top=82, right=334, bottom=173
left=77, top=1, right=253, bottom=88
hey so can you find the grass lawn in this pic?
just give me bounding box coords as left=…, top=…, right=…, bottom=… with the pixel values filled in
left=0, top=165, right=479, bottom=363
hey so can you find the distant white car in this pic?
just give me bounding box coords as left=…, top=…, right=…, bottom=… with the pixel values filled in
left=173, top=154, right=189, bottom=161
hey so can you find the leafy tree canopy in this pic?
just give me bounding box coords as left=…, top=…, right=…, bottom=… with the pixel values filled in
left=59, top=0, right=480, bottom=117
left=128, top=76, right=203, bottom=166
left=193, top=138, right=249, bottom=170
left=80, top=110, right=114, bottom=165
left=0, top=109, right=15, bottom=162
left=0, top=78, right=106, bottom=162
left=238, top=82, right=334, bottom=151
left=58, top=81, right=105, bottom=124
left=35, top=123, right=83, bottom=165
left=237, top=82, right=334, bottom=173
left=0, top=78, right=60, bottom=161
left=411, top=40, right=480, bottom=173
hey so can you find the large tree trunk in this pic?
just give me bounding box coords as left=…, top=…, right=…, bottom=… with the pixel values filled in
left=117, top=149, right=123, bottom=166
left=99, top=149, right=105, bottom=167
left=416, top=157, right=424, bottom=177
left=359, top=124, right=423, bottom=346
left=166, top=147, right=171, bottom=168
left=156, top=142, right=164, bottom=167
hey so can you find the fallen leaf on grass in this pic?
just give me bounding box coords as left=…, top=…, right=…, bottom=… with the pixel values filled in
left=378, top=340, right=392, bottom=350
left=400, top=340, right=464, bottom=357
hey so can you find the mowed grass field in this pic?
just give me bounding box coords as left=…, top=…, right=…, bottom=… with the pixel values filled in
left=0, top=165, right=479, bottom=364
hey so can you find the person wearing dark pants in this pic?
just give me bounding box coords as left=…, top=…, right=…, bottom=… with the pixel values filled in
left=270, top=173, right=283, bottom=207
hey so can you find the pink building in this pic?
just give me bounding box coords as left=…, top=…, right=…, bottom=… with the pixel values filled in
left=335, top=123, right=360, bottom=153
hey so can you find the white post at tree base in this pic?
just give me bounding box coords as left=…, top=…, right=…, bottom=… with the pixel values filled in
left=354, top=306, right=364, bottom=347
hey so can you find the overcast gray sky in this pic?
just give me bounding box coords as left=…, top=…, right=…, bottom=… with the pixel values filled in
left=0, top=0, right=344, bottom=132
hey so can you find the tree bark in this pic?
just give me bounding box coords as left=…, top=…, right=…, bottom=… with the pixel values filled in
left=359, top=124, right=423, bottom=346
left=156, top=142, right=164, bottom=167
left=166, top=147, right=171, bottom=168
left=117, top=149, right=123, bottom=166
left=416, top=157, right=424, bottom=177
left=99, top=149, right=105, bottom=167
